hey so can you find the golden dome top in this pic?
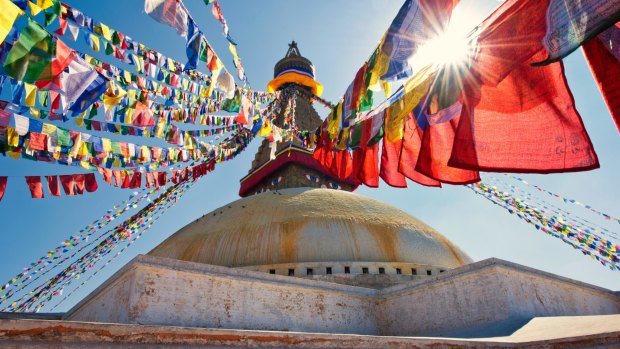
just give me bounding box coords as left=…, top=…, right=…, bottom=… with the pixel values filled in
left=148, top=188, right=472, bottom=269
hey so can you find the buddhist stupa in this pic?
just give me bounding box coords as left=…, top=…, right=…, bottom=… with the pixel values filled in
left=1, top=43, right=619, bottom=348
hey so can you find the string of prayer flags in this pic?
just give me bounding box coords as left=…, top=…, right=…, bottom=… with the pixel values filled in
left=508, top=175, right=620, bottom=224
left=468, top=181, right=619, bottom=272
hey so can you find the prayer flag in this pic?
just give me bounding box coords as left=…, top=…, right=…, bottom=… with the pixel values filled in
left=73, top=174, right=85, bottom=194
left=3, top=18, right=53, bottom=83
left=381, top=0, right=458, bottom=81
left=582, top=23, right=620, bottom=132
left=448, top=0, right=599, bottom=173
left=59, top=174, right=75, bottom=195
left=144, top=0, right=189, bottom=37
left=0, top=0, right=23, bottom=45
left=0, top=176, right=6, bottom=201
left=45, top=175, right=60, bottom=196
left=84, top=173, right=98, bottom=192
left=25, top=176, right=44, bottom=198
left=533, top=1, right=620, bottom=65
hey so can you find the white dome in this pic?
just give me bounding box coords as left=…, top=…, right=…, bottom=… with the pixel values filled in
left=148, top=188, right=472, bottom=268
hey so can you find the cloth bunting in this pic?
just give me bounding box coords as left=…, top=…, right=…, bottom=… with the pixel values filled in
left=25, top=176, right=44, bottom=198
left=144, top=0, right=189, bottom=37
left=448, top=0, right=599, bottom=174
left=582, top=22, right=620, bottom=132
left=0, top=0, right=24, bottom=45
left=0, top=176, right=7, bottom=201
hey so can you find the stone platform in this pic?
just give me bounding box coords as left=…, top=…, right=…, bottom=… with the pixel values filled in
left=56, top=255, right=620, bottom=337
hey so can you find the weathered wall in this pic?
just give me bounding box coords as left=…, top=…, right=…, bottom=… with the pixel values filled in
left=65, top=256, right=620, bottom=337
left=67, top=256, right=379, bottom=335
left=378, top=260, right=620, bottom=336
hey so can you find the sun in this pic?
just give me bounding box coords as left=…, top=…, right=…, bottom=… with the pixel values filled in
left=407, top=3, right=483, bottom=74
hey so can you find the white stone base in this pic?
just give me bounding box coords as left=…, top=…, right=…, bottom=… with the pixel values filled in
left=61, top=255, right=620, bottom=337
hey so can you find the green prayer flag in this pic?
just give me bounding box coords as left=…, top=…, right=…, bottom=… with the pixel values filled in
left=57, top=128, right=71, bottom=146
left=112, top=31, right=121, bottom=45
left=44, top=10, right=57, bottom=27
left=84, top=119, right=92, bottom=130
left=38, top=90, right=49, bottom=107
left=105, top=42, right=114, bottom=55
left=349, top=124, right=363, bottom=148
left=221, top=91, right=241, bottom=113
left=111, top=141, right=122, bottom=155
left=359, top=90, right=373, bottom=112
left=3, top=18, right=53, bottom=83
left=88, top=104, right=98, bottom=119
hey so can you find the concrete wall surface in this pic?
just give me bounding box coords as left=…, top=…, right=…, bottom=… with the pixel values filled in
left=64, top=255, right=620, bottom=337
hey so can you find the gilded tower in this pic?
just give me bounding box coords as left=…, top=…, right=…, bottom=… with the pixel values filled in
left=239, top=42, right=358, bottom=196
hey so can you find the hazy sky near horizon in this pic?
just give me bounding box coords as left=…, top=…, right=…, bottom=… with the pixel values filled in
left=0, top=0, right=619, bottom=311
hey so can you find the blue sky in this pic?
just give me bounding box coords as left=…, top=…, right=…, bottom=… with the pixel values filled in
left=0, top=0, right=619, bottom=312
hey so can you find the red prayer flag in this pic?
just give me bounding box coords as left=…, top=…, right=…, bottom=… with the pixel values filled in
left=157, top=171, right=167, bottom=187
left=98, top=168, right=113, bottom=185
left=582, top=23, right=620, bottom=132
left=84, top=173, right=98, bottom=192
left=59, top=175, right=75, bottom=195
left=121, top=171, right=131, bottom=189
left=25, top=176, right=44, bottom=199
left=112, top=170, right=122, bottom=187
left=352, top=143, right=379, bottom=188
left=145, top=172, right=154, bottom=188
left=0, top=177, right=7, bottom=201
left=73, top=174, right=85, bottom=194
left=129, top=172, right=142, bottom=189
left=29, top=132, right=48, bottom=151
left=416, top=108, right=479, bottom=184
left=133, top=101, right=154, bottom=127
left=45, top=175, right=60, bottom=196
left=380, top=138, right=408, bottom=188
left=450, top=54, right=599, bottom=173
left=445, top=0, right=599, bottom=173
left=398, top=111, right=442, bottom=187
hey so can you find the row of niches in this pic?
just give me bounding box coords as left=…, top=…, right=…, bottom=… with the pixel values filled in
left=241, top=262, right=449, bottom=277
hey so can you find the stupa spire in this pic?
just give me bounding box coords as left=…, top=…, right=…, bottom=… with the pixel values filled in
left=238, top=42, right=358, bottom=196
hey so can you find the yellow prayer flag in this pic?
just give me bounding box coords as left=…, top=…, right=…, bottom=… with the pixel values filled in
left=89, top=34, right=100, bottom=52
left=101, top=138, right=111, bottom=152
left=28, top=1, right=42, bottom=16
left=42, top=123, right=56, bottom=136
left=258, top=120, right=272, bottom=138
left=99, top=23, right=112, bottom=41
left=35, top=0, right=53, bottom=10
left=229, top=43, right=239, bottom=60
left=0, top=0, right=24, bottom=44
left=7, top=127, right=19, bottom=147
left=327, top=101, right=343, bottom=140
left=24, top=83, right=37, bottom=107
left=74, top=117, right=84, bottom=127
left=385, top=66, right=435, bottom=142
left=29, top=107, right=40, bottom=118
